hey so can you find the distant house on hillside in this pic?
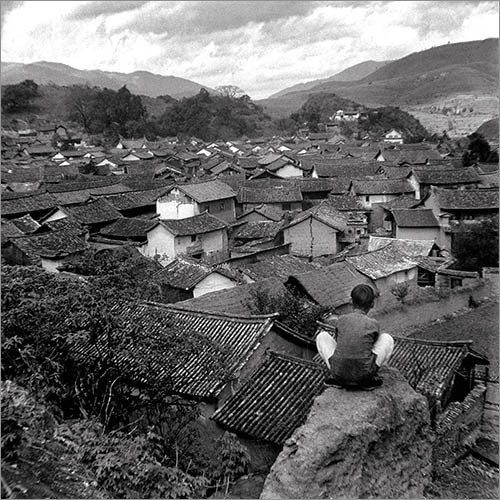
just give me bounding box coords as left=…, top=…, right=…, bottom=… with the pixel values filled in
left=383, top=129, right=403, bottom=144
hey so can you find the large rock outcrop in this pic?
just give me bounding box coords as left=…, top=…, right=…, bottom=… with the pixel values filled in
left=260, top=367, right=432, bottom=499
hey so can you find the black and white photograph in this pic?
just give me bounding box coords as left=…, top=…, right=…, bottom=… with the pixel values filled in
left=1, top=1, right=498, bottom=498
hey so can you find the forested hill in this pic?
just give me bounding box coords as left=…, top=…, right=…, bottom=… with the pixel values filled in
left=291, top=93, right=431, bottom=142
left=1, top=82, right=280, bottom=142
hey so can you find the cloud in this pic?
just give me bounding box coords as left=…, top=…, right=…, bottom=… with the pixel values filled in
left=0, top=0, right=23, bottom=29
left=1, top=1, right=498, bottom=99
left=67, top=1, right=151, bottom=20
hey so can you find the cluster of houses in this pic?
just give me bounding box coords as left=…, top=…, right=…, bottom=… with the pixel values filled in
left=1, top=122, right=498, bottom=480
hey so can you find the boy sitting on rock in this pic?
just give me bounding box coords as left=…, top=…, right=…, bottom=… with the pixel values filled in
left=316, top=284, right=394, bottom=389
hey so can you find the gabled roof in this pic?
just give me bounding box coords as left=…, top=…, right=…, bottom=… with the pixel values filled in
left=391, top=209, right=439, bottom=228
left=411, top=167, right=480, bottom=185
left=157, top=212, right=227, bottom=236
left=236, top=204, right=284, bottom=222
left=71, top=301, right=275, bottom=399
left=350, top=178, right=415, bottom=195
left=233, top=221, right=283, bottom=240
left=103, top=186, right=171, bottom=211
left=175, top=180, right=236, bottom=203
left=60, top=198, right=122, bottom=225
left=1, top=191, right=57, bottom=217
left=175, top=278, right=289, bottom=316
left=367, top=236, right=437, bottom=257
left=327, top=194, right=368, bottom=211
left=346, top=241, right=419, bottom=279
left=388, top=337, right=480, bottom=407
left=233, top=254, right=320, bottom=282
left=99, top=217, right=157, bottom=239
left=237, top=186, right=303, bottom=204
left=287, top=261, right=374, bottom=309
left=154, top=258, right=236, bottom=290
left=314, top=162, right=382, bottom=178
left=212, top=350, right=325, bottom=444
left=433, top=188, right=499, bottom=210
left=295, top=178, right=338, bottom=193
left=379, top=149, right=443, bottom=165
left=377, top=194, right=421, bottom=210
left=8, top=229, right=88, bottom=261
left=282, top=200, right=347, bottom=232
left=7, top=214, right=41, bottom=234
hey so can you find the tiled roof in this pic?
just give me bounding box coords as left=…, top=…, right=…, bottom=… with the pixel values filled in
left=314, top=162, right=382, bottom=178
left=177, top=180, right=236, bottom=202
left=71, top=301, right=275, bottom=399
left=1, top=191, right=57, bottom=216
left=45, top=177, right=122, bottom=193
left=257, top=153, right=283, bottom=166
left=124, top=162, right=156, bottom=177
left=38, top=216, right=86, bottom=235
left=287, top=261, right=374, bottom=309
left=327, top=194, right=367, bottom=211
left=234, top=255, right=320, bottom=282
left=212, top=350, right=325, bottom=444
left=9, top=229, right=88, bottom=260
left=175, top=278, right=289, bottom=315
left=412, top=167, right=480, bottom=185
left=233, top=221, right=283, bottom=240
left=376, top=194, right=421, bottom=210
left=237, top=156, right=260, bottom=169
left=351, top=179, right=415, bottom=195
left=42, top=164, right=80, bottom=182
left=283, top=200, right=347, bottom=232
left=159, top=212, right=227, bottom=236
left=380, top=149, right=443, bottom=165
left=61, top=198, right=122, bottom=225
left=346, top=241, right=418, bottom=279
left=237, top=186, right=303, bottom=204
left=295, top=178, right=338, bottom=193
left=237, top=204, right=284, bottom=222
left=388, top=337, right=473, bottom=407
left=367, top=236, right=436, bottom=257
left=1, top=165, right=42, bottom=183
left=103, top=187, right=170, bottom=211
left=99, top=217, right=157, bottom=239
left=391, top=209, right=439, bottom=227
left=435, top=188, right=499, bottom=210
left=153, top=258, right=232, bottom=290
left=8, top=214, right=41, bottom=234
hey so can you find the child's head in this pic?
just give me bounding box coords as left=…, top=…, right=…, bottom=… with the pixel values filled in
left=351, top=284, right=375, bottom=312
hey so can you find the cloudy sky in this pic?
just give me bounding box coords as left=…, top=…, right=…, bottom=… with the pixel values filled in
left=1, top=1, right=498, bottom=99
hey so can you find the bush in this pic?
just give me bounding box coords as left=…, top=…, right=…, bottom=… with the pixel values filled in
left=391, top=282, right=410, bottom=303
left=247, top=285, right=330, bottom=337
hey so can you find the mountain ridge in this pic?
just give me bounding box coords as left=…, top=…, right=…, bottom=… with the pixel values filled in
left=0, top=61, right=213, bottom=99
left=268, top=60, right=389, bottom=99
left=257, top=38, right=498, bottom=123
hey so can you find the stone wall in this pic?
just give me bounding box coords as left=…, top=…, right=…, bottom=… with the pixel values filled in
left=260, top=367, right=433, bottom=499
left=433, top=384, right=487, bottom=474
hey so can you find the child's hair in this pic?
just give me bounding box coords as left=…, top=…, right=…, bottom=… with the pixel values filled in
left=351, top=284, right=375, bottom=310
